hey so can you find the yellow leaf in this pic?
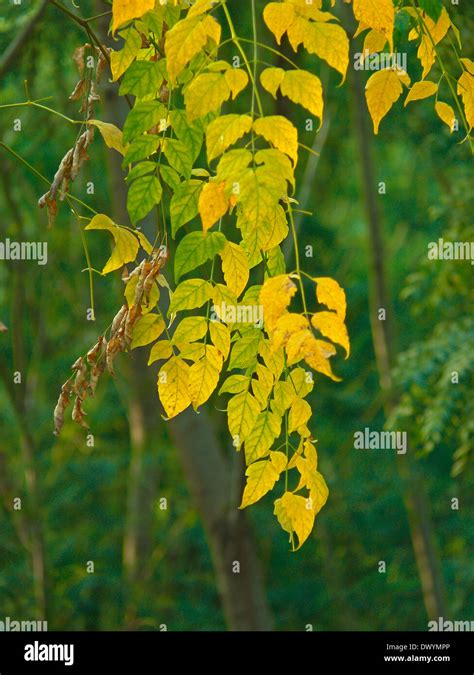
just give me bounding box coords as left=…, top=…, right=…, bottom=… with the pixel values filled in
left=290, top=332, right=340, bottom=381
left=224, top=68, right=249, bottom=99
left=353, top=0, right=394, bottom=39
left=148, top=340, right=173, bottom=365
left=240, top=451, right=287, bottom=508
left=314, top=277, right=347, bottom=320
left=260, top=275, right=298, bottom=332
left=185, top=72, right=231, bottom=121
left=302, top=20, right=349, bottom=80
left=435, top=101, right=456, bottom=132
left=362, top=29, right=388, bottom=57
left=85, top=214, right=139, bottom=274
left=88, top=120, right=126, bottom=155
left=131, top=314, right=165, bottom=349
left=209, top=321, right=231, bottom=359
left=158, top=356, right=192, bottom=418
left=253, top=116, right=298, bottom=166
left=260, top=66, right=285, bottom=98
left=219, top=242, right=249, bottom=298
left=279, top=69, right=324, bottom=122
left=199, top=181, right=229, bottom=232
left=457, top=71, right=474, bottom=130
left=112, top=0, right=154, bottom=33
left=188, top=0, right=216, bottom=18
left=263, top=2, right=295, bottom=44
left=188, top=346, right=223, bottom=408
left=172, top=316, right=208, bottom=344
left=417, top=36, right=435, bottom=79
left=274, top=491, right=315, bottom=550
left=404, top=80, right=438, bottom=106
left=244, top=410, right=282, bottom=464
left=206, top=114, right=253, bottom=162
left=296, top=460, right=328, bottom=513
left=271, top=313, right=309, bottom=351
left=110, top=28, right=141, bottom=80
left=365, top=68, right=410, bottom=135
left=228, top=391, right=261, bottom=446
left=165, top=14, right=221, bottom=84
left=311, top=311, right=350, bottom=358
left=252, top=364, right=274, bottom=408
left=288, top=397, right=312, bottom=434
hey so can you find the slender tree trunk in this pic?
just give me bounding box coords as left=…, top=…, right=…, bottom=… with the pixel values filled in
left=345, top=17, right=447, bottom=620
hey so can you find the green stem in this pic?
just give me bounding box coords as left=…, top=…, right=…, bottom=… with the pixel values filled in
left=221, top=1, right=264, bottom=116
left=288, top=204, right=309, bottom=319
left=0, top=100, right=82, bottom=125
left=69, top=199, right=95, bottom=319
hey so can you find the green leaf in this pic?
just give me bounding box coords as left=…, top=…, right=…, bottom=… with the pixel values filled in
left=160, top=165, right=181, bottom=191
left=219, top=374, right=250, bottom=395
left=168, top=279, right=213, bottom=314
left=419, top=0, right=443, bottom=22
left=122, top=134, right=160, bottom=165
left=123, top=101, right=167, bottom=142
left=170, top=180, right=203, bottom=237
left=229, top=329, right=261, bottom=370
left=163, top=138, right=194, bottom=177
left=119, top=60, right=166, bottom=97
left=170, top=109, right=204, bottom=162
left=173, top=316, right=208, bottom=344
left=175, top=231, right=226, bottom=281
left=126, top=161, right=156, bottom=183
left=127, top=174, right=162, bottom=224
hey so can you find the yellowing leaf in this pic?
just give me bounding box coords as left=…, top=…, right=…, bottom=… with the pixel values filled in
left=85, top=214, right=139, bottom=274
left=188, top=348, right=222, bottom=408
left=165, top=14, right=221, bottom=84
left=293, top=333, right=341, bottom=382
left=311, top=311, right=350, bottom=358
left=172, top=316, right=208, bottom=344
left=219, top=242, right=249, bottom=298
left=185, top=72, right=232, bottom=121
left=158, top=356, right=191, bottom=419
left=240, top=451, right=287, bottom=508
left=199, top=181, right=229, bottom=232
left=131, top=314, right=165, bottom=349
left=288, top=397, right=312, bottom=434
left=353, top=0, right=394, bottom=39
left=274, top=491, right=315, bottom=550
left=244, top=410, right=282, bottom=464
left=314, top=277, right=347, bottom=320
left=457, top=70, right=474, bottom=130
left=112, top=0, right=154, bottom=33
left=110, top=28, right=141, bottom=80
left=168, top=279, right=213, bottom=314
left=206, top=114, right=253, bottom=162
left=365, top=68, right=410, bottom=134
left=435, top=101, right=456, bottom=132
left=148, top=340, right=173, bottom=365
left=404, top=80, right=438, bottom=106
left=253, top=116, right=298, bottom=166
left=228, top=391, right=261, bottom=447
left=260, top=275, right=297, bottom=332
left=263, top=2, right=295, bottom=44
left=363, top=29, right=388, bottom=56
left=209, top=321, right=231, bottom=359
left=88, top=120, right=126, bottom=155
left=224, top=68, right=249, bottom=99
